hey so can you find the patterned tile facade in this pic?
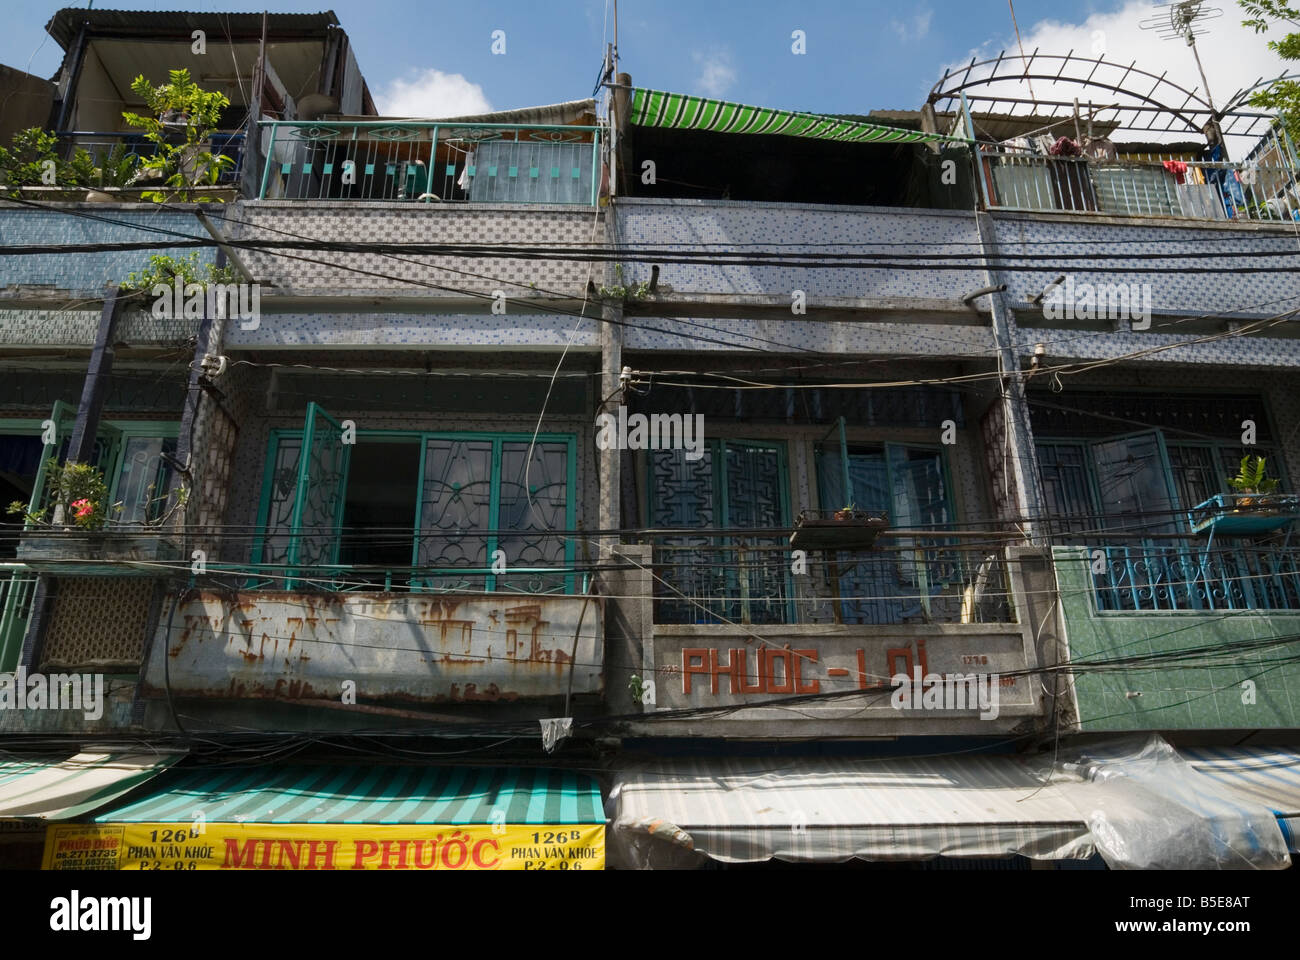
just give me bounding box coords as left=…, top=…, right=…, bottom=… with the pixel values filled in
left=992, top=213, right=1300, bottom=318
left=612, top=198, right=985, bottom=300
left=226, top=310, right=602, bottom=349
left=228, top=201, right=601, bottom=296
left=0, top=206, right=213, bottom=297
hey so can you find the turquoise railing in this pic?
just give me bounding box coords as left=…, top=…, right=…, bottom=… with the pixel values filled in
left=0, top=563, right=38, bottom=673
left=256, top=120, right=602, bottom=205
left=1090, top=540, right=1300, bottom=612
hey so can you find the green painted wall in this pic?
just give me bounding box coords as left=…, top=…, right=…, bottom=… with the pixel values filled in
left=1054, top=546, right=1300, bottom=731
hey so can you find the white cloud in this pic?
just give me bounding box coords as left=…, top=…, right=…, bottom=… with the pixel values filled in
left=942, top=0, right=1292, bottom=143
left=376, top=69, right=493, bottom=118
left=693, top=48, right=738, bottom=98
left=892, top=10, right=934, bottom=43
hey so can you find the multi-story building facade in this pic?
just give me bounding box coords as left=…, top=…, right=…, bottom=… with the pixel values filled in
left=1, top=16, right=1297, bottom=871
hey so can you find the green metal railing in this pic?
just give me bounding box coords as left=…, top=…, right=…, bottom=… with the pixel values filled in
left=0, top=564, right=37, bottom=673
left=257, top=120, right=602, bottom=205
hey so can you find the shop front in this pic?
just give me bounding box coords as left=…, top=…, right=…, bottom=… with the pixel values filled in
left=43, top=764, right=605, bottom=871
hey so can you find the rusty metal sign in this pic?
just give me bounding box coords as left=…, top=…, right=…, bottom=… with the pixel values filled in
left=142, top=591, right=602, bottom=705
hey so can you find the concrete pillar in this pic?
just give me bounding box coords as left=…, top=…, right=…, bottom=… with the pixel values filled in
left=975, top=212, right=1045, bottom=542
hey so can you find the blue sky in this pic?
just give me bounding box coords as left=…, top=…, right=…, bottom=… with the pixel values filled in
left=1, top=1, right=1289, bottom=117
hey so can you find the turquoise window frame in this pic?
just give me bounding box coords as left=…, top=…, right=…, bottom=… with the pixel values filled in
left=812, top=433, right=960, bottom=625
left=253, top=427, right=578, bottom=593
left=103, top=421, right=181, bottom=525
left=811, top=421, right=957, bottom=526
left=646, top=437, right=794, bottom=623
left=1037, top=429, right=1288, bottom=536
left=0, top=412, right=178, bottom=524
left=0, top=413, right=176, bottom=674
left=645, top=437, right=792, bottom=531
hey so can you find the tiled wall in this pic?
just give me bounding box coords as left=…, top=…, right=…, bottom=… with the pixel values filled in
left=612, top=198, right=985, bottom=300
left=992, top=213, right=1300, bottom=319
left=228, top=201, right=602, bottom=297
left=0, top=205, right=214, bottom=297
left=1055, top=546, right=1300, bottom=731
left=224, top=309, right=602, bottom=349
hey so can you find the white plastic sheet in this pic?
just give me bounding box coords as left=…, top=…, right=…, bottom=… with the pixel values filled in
left=1055, top=735, right=1290, bottom=871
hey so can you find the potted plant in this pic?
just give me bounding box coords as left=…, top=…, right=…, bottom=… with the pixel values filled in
left=1227, top=454, right=1281, bottom=508
left=8, top=459, right=187, bottom=569
left=790, top=506, right=889, bottom=551
left=0, top=128, right=146, bottom=201
left=1189, top=455, right=1299, bottom=536
left=121, top=68, right=235, bottom=202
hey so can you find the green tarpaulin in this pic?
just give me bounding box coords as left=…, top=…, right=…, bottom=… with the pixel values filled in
left=629, top=88, right=964, bottom=145
left=91, top=765, right=604, bottom=825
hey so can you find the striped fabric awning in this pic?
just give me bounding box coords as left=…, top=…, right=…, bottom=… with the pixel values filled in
left=610, top=755, right=1101, bottom=865
left=629, top=87, right=963, bottom=145
left=0, top=752, right=181, bottom=820
left=44, top=765, right=606, bottom=870
left=93, top=764, right=603, bottom=825
left=1180, top=746, right=1300, bottom=851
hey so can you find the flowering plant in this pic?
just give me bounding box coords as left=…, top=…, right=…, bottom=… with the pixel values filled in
left=7, top=460, right=112, bottom=530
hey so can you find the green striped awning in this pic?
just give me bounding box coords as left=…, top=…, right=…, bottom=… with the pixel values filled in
left=629, top=87, right=963, bottom=145
left=93, top=765, right=604, bottom=825
left=0, top=753, right=182, bottom=820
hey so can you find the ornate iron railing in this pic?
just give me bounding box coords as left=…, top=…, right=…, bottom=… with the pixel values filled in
left=1088, top=539, right=1300, bottom=612
left=256, top=120, right=602, bottom=204
left=645, top=536, right=1014, bottom=626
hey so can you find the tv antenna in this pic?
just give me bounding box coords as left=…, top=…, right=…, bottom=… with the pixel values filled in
left=1140, top=1, right=1224, bottom=111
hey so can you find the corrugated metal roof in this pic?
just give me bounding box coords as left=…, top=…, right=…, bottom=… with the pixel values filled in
left=46, top=8, right=340, bottom=50
left=339, top=99, right=597, bottom=126
left=0, top=752, right=181, bottom=820
left=94, top=765, right=605, bottom=825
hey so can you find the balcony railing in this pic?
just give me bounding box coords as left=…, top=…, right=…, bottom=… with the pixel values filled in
left=0, top=564, right=37, bottom=673
left=646, top=535, right=1015, bottom=626
left=1086, top=538, right=1300, bottom=612
left=54, top=131, right=246, bottom=186
left=256, top=120, right=602, bottom=205
left=229, top=561, right=583, bottom=596
left=979, top=148, right=1298, bottom=223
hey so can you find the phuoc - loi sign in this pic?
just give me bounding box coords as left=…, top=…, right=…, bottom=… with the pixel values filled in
left=652, top=629, right=1039, bottom=720
left=43, top=823, right=604, bottom=871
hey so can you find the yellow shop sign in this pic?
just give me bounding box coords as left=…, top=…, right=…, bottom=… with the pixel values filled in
left=43, top=822, right=604, bottom=870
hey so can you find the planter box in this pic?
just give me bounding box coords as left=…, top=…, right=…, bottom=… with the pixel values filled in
left=17, top=530, right=182, bottom=573
left=789, top=510, right=890, bottom=551
left=1189, top=493, right=1300, bottom=536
